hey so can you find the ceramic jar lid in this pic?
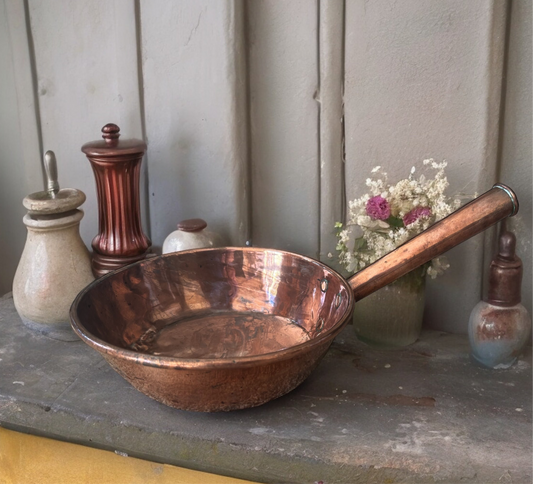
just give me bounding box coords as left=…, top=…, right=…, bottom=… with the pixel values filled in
left=177, top=218, right=208, bottom=232
left=23, top=151, right=86, bottom=215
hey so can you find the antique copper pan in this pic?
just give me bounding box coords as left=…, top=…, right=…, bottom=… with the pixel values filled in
left=70, top=184, right=518, bottom=412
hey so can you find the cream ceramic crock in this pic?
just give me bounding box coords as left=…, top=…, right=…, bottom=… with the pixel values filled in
left=13, top=151, right=94, bottom=340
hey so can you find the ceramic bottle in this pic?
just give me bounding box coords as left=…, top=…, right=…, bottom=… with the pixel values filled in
left=162, top=218, right=221, bottom=254
left=13, top=151, right=94, bottom=341
left=468, top=230, right=531, bottom=368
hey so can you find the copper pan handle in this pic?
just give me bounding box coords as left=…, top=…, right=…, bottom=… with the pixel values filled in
left=348, top=184, right=519, bottom=301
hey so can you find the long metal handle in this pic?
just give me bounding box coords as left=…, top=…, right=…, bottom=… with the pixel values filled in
left=44, top=150, right=60, bottom=195
left=348, top=184, right=519, bottom=301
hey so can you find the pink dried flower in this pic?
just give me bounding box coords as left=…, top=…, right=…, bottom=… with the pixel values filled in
left=403, top=206, right=432, bottom=226
left=366, top=196, right=391, bottom=220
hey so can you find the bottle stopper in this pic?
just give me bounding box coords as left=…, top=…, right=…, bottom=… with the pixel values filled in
left=487, top=230, right=523, bottom=307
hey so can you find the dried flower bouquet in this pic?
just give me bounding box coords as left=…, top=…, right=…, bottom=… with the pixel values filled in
left=334, top=159, right=461, bottom=280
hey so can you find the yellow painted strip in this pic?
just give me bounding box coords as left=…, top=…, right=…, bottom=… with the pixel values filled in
left=0, top=427, right=258, bottom=484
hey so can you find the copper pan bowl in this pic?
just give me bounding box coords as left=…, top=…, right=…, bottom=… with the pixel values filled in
left=70, top=185, right=518, bottom=412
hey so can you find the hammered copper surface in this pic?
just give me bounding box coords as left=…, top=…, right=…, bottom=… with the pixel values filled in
left=71, top=248, right=353, bottom=411
left=70, top=184, right=518, bottom=412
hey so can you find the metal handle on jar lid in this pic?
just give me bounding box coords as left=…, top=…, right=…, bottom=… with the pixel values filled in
left=44, top=150, right=60, bottom=196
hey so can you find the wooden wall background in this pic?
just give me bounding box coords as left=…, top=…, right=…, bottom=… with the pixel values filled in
left=1, top=0, right=531, bottom=333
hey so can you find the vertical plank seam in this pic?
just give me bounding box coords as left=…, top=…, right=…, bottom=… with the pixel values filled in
left=134, top=0, right=152, bottom=240
left=481, top=0, right=512, bottom=300
left=242, top=0, right=253, bottom=246
left=226, top=0, right=250, bottom=246
left=495, top=0, right=513, bottom=182
left=22, top=0, right=44, bottom=183
left=231, top=0, right=246, bottom=246
left=317, top=0, right=322, bottom=260
left=340, top=0, right=346, bottom=227
left=318, top=0, right=346, bottom=263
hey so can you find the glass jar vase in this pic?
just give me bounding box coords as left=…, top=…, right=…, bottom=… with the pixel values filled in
left=352, top=265, right=426, bottom=347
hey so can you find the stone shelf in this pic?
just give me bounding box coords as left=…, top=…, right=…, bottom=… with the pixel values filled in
left=0, top=294, right=530, bottom=483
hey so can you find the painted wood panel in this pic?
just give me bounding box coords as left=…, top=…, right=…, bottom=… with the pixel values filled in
left=0, top=0, right=43, bottom=295
left=27, top=0, right=145, bottom=248
left=0, top=427, right=257, bottom=484
left=247, top=0, right=320, bottom=257
left=140, top=0, right=248, bottom=250
left=343, top=0, right=508, bottom=332
left=499, top=0, right=532, bottom=316
left=0, top=0, right=529, bottom=334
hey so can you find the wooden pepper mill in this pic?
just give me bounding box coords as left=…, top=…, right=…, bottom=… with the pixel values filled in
left=82, top=124, right=151, bottom=277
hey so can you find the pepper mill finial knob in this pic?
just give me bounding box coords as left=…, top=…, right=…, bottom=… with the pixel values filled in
left=102, top=123, right=120, bottom=144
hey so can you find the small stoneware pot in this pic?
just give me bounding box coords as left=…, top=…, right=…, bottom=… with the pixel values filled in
left=162, top=218, right=221, bottom=254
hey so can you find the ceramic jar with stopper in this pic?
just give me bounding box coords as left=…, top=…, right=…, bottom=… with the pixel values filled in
left=13, top=151, right=94, bottom=341
left=468, top=229, right=531, bottom=369
left=162, top=218, right=221, bottom=254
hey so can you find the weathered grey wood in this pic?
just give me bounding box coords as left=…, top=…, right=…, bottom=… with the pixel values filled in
left=248, top=0, right=320, bottom=257
left=140, top=0, right=249, bottom=250
left=27, top=0, right=146, bottom=247
left=498, top=0, right=532, bottom=316
left=343, top=0, right=508, bottom=332
left=0, top=1, right=529, bottom=336
left=0, top=0, right=42, bottom=295
left=318, top=0, right=345, bottom=265
left=111, top=0, right=150, bottom=238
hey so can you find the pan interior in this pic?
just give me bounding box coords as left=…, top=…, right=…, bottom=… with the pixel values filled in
left=74, top=248, right=351, bottom=360
left=130, top=311, right=310, bottom=358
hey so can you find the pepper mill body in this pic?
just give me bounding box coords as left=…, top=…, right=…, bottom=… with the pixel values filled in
left=82, top=124, right=151, bottom=277
left=13, top=152, right=94, bottom=341
left=468, top=230, right=531, bottom=368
